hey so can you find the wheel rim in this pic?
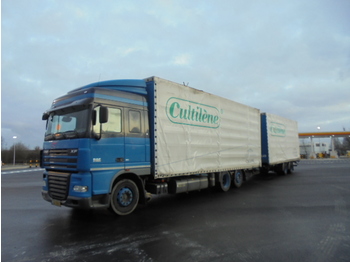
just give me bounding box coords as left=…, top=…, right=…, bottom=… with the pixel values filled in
left=222, top=173, right=231, bottom=188
left=110, top=179, right=139, bottom=216
left=117, top=187, right=133, bottom=207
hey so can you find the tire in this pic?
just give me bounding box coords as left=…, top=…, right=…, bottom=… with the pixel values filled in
left=233, top=170, right=243, bottom=188
left=278, top=163, right=288, bottom=175
left=287, top=162, right=294, bottom=174
left=216, top=172, right=231, bottom=192
left=110, top=179, right=139, bottom=216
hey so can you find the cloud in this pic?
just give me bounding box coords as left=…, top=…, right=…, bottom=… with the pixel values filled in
left=1, top=0, right=350, bottom=149
left=172, top=54, right=192, bottom=66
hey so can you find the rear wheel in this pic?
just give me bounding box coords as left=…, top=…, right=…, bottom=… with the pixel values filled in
left=287, top=162, right=294, bottom=174
left=278, top=163, right=288, bottom=175
left=233, top=170, right=243, bottom=188
left=216, top=172, right=232, bottom=192
left=110, top=179, right=139, bottom=216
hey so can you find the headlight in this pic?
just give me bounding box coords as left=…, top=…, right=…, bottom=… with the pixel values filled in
left=73, top=185, right=88, bottom=192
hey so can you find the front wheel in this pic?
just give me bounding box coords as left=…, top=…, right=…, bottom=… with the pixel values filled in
left=110, top=179, right=139, bottom=216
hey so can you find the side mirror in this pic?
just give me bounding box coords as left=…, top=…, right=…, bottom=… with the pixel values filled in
left=99, top=106, right=108, bottom=124
left=42, top=112, right=49, bottom=120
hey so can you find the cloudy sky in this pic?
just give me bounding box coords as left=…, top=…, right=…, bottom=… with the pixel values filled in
left=2, top=0, right=350, bottom=149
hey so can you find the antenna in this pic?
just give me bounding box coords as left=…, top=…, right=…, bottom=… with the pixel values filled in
left=183, top=82, right=189, bottom=86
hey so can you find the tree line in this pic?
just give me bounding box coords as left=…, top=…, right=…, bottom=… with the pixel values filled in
left=334, top=136, right=350, bottom=155
left=1, top=141, right=41, bottom=165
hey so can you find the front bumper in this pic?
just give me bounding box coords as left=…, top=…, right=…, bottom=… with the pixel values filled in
left=42, top=190, right=110, bottom=209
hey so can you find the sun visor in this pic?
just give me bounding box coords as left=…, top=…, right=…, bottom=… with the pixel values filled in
left=45, top=97, right=93, bottom=114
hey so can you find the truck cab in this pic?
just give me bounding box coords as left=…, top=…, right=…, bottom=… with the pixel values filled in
left=41, top=79, right=151, bottom=215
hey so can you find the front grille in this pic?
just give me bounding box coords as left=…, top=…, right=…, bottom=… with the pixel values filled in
left=47, top=149, right=78, bottom=156
left=43, top=148, right=78, bottom=170
left=48, top=172, right=70, bottom=200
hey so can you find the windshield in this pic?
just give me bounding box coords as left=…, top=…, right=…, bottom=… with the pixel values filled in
left=45, top=108, right=89, bottom=140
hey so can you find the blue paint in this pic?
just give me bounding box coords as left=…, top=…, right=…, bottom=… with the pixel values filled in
left=42, top=79, right=152, bottom=207
left=261, top=113, right=269, bottom=164
left=52, top=92, right=147, bottom=108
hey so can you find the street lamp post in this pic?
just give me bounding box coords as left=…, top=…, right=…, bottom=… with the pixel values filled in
left=317, top=127, right=321, bottom=156
left=13, top=136, right=17, bottom=166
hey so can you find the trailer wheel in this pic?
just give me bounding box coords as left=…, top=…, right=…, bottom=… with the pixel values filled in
left=233, top=170, right=243, bottom=188
left=110, top=179, right=139, bottom=216
left=287, top=162, right=294, bottom=174
left=216, top=172, right=231, bottom=192
left=278, top=163, right=288, bottom=175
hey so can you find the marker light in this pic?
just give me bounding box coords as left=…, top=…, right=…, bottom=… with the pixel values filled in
left=73, top=185, right=88, bottom=192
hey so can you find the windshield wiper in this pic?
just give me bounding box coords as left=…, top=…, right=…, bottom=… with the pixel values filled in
left=62, top=131, right=77, bottom=138
left=44, top=130, right=87, bottom=141
left=61, top=130, right=87, bottom=139
left=44, top=134, right=55, bottom=140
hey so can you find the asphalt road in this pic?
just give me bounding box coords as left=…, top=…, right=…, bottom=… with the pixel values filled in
left=2, top=160, right=350, bottom=262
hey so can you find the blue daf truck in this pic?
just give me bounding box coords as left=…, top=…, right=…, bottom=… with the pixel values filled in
left=41, top=76, right=299, bottom=215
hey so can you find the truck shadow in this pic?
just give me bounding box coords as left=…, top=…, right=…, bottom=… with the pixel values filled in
left=66, top=170, right=298, bottom=221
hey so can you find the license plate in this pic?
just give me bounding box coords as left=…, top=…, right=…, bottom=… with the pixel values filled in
left=52, top=199, right=61, bottom=207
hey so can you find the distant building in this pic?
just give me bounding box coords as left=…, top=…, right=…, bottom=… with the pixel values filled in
left=300, top=141, right=329, bottom=158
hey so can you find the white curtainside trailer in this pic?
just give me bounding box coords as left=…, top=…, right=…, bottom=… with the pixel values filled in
left=260, top=112, right=300, bottom=174
left=148, top=77, right=262, bottom=178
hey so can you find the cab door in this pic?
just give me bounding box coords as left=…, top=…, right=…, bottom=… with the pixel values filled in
left=124, top=109, right=148, bottom=166
left=90, top=106, right=125, bottom=172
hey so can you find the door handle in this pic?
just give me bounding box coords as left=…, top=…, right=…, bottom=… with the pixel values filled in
left=116, top=158, right=124, bottom=162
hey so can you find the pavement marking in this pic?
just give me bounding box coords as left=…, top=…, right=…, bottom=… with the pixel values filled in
left=1, top=168, right=44, bottom=175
